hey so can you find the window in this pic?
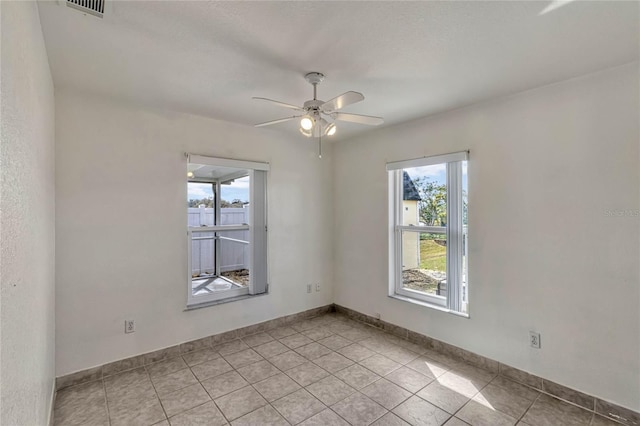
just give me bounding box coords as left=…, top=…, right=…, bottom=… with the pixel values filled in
left=187, top=154, right=268, bottom=306
left=388, top=151, right=468, bottom=314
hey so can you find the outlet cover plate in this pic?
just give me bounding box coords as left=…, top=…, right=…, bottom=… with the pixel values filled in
left=530, top=331, right=541, bottom=349
left=125, top=320, right=135, bottom=334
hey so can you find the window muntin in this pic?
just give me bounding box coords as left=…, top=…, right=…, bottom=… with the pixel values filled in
left=389, top=152, right=468, bottom=314
left=187, top=156, right=268, bottom=306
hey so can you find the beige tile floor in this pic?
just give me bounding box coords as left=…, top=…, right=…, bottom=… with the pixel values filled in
left=53, top=313, right=618, bottom=426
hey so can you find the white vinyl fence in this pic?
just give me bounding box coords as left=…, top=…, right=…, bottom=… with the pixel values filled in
left=189, top=207, right=250, bottom=275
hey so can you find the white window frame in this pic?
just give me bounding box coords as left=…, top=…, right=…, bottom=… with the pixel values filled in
left=187, top=154, right=269, bottom=307
left=387, top=151, right=468, bottom=314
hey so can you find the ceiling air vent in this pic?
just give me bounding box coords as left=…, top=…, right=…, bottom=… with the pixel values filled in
left=66, top=0, right=104, bottom=18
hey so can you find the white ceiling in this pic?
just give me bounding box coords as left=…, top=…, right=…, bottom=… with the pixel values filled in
left=38, top=0, right=639, bottom=141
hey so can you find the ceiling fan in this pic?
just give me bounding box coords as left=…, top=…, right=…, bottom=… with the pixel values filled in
left=253, top=72, right=384, bottom=145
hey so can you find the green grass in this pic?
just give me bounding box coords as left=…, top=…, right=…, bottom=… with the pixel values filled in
left=420, top=239, right=446, bottom=271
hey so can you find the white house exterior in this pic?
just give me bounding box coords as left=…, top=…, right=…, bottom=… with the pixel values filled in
left=402, top=172, right=421, bottom=270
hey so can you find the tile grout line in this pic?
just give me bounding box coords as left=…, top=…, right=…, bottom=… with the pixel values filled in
left=145, top=363, right=170, bottom=423
left=518, top=392, right=542, bottom=424
left=482, top=374, right=533, bottom=423
left=263, top=389, right=296, bottom=425
left=512, top=377, right=620, bottom=423
left=327, top=404, right=357, bottom=426
left=195, top=362, right=235, bottom=424
left=209, top=397, right=233, bottom=425
left=106, top=364, right=176, bottom=425
left=448, top=376, right=492, bottom=423
left=101, top=378, right=112, bottom=426
left=247, top=380, right=291, bottom=425
left=194, top=359, right=235, bottom=426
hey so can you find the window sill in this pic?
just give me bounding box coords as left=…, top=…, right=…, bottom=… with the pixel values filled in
left=185, top=292, right=269, bottom=311
left=388, top=294, right=469, bottom=318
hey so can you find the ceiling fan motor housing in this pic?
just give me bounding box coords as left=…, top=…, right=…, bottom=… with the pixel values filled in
left=305, top=72, right=325, bottom=85
left=303, top=99, right=324, bottom=111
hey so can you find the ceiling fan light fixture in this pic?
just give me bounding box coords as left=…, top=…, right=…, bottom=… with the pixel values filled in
left=299, top=127, right=313, bottom=138
left=325, top=122, right=337, bottom=136
left=300, top=116, right=314, bottom=131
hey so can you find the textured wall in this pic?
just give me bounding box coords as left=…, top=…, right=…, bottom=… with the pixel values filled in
left=1, top=1, right=56, bottom=425
left=333, top=63, right=640, bottom=411
left=55, top=90, right=334, bottom=376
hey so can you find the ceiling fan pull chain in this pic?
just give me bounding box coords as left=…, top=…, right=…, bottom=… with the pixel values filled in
left=318, top=119, right=322, bottom=158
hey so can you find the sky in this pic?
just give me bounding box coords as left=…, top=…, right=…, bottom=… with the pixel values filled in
left=404, top=161, right=468, bottom=192
left=405, top=163, right=447, bottom=185
left=188, top=176, right=250, bottom=203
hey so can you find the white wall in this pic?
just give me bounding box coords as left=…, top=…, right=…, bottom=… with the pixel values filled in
left=333, top=63, right=640, bottom=411
left=55, top=90, right=333, bottom=376
left=0, top=2, right=56, bottom=425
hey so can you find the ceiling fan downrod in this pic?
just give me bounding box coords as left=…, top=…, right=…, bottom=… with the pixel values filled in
left=305, top=72, right=324, bottom=101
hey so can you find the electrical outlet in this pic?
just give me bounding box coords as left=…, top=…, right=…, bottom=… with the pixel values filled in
left=315, top=283, right=321, bottom=292
left=125, top=320, right=135, bottom=334
left=530, top=331, right=541, bottom=349
left=306, top=284, right=312, bottom=293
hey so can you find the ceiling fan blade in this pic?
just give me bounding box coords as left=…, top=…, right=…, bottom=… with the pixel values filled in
left=252, top=97, right=304, bottom=111
left=333, top=112, right=384, bottom=126
left=320, top=91, right=364, bottom=113
left=254, top=116, right=301, bottom=127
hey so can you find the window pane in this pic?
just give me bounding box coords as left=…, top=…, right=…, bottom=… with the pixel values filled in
left=402, top=165, right=447, bottom=226
left=191, top=230, right=215, bottom=278
left=188, top=183, right=215, bottom=226
left=401, top=230, right=447, bottom=298
left=218, top=229, right=249, bottom=287
left=190, top=228, right=249, bottom=296
left=191, top=230, right=223, bottom=296
left=221, top=176, right=250, bottom=225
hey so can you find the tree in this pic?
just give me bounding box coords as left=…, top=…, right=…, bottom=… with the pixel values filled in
left=188, top=197, right=213, bottom=208
left=413, top=177, right=468, bottom=227
left=189, top=198, right=247, bottom=208
left=413, top=177, right=447, bottom=226
left=221, top=199, right=247, bottom=208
